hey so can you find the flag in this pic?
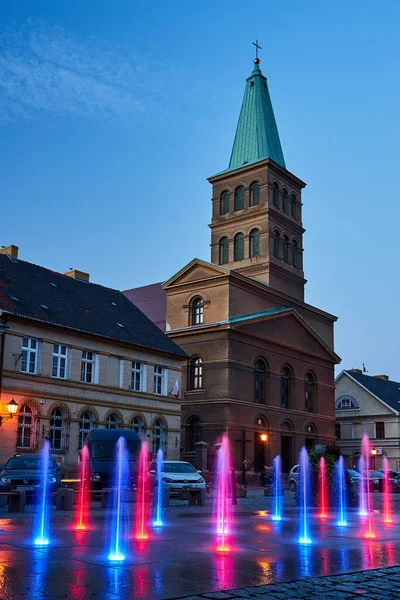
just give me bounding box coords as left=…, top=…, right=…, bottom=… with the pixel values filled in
left=171, top=377, right=180, bottom=398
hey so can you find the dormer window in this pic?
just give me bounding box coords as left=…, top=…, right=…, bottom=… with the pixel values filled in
left=335, top=395, right=359, bottom=410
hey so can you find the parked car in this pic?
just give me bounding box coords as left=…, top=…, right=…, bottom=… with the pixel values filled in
left=149, top=460, right=205, bottom=496
left=378, top=469, right=400, bottom=489
left=288, top=464, right=299, bottom=493
left=367, top=470, right=384, bottom=492
left=0, top=454, right=61, bottom=501
left=347, top=469, right=361, bottom=488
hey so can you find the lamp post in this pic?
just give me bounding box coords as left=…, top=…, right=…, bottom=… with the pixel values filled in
left=0, top=398, right=18, bottom=427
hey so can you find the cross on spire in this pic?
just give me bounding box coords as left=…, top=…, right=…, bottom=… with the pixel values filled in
left=252, top=39, right=262, bottom=61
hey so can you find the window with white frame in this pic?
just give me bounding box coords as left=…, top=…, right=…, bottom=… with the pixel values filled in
left=50, top=408, right=64, bottom=451
left=17, top=404, right=36, bottom=449
left=131, top=361, right=143, bottom=392
left=153, top=365, right=165, bottom=395
left=106, top=413, right=120, bottom=429
left=81, top=350, right=96, bottom=383
left=152, top=419, right=166, bottom=454
left=131, top=415, right=146, bottom=439
left=21, top=337, right=39, bottom=374
left=52, top=344, right=68, bottom=378
left=79, top=411, right=94, bottom=448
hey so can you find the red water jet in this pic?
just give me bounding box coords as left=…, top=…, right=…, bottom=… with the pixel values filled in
left=382, top=457, right=393, bottom=524
left=134, top=441, right=150, bottom=541
left=318, top=456, right=328, bottom=520
left=75, top=444, right=90, bottom=530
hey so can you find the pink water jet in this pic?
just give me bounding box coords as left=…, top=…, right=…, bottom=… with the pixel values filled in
left=134, top=441, right=150, bottom=541
left=213, top=434, right=234, bottom=552
left=382, top=457, right=393, bottom=524
left=361, top=434, right=375, bottom=538
left=75, top=444, right=90, bottom=530
left=318, top=456, right=328, bottom=520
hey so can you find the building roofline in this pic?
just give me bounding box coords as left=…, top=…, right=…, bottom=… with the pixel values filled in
left=337, top=370, right=399, bottom=416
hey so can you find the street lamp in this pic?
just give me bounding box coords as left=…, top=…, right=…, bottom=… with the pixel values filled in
left=260, top=433, right=268, bottom=442
left=0, top=398, right=18, bottom=427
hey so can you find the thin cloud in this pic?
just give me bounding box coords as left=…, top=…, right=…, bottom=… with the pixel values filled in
left=0, top=21, right=170, bottom=124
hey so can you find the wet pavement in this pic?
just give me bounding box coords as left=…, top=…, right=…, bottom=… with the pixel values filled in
left=0, top=499, right=400, bottom=598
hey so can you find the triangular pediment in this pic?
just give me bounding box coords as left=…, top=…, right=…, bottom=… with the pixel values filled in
left=230, top=309, right=339, bottom=363
left=163, top=258, right=229, bottom=289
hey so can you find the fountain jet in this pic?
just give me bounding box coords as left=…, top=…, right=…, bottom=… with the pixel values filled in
left=271, top=455, right=282, bottom=521
left=75, top=444, right=90, bottom=530
left=318, top=456, right=328, bottom=520
left=33, top=440, right=51, bottom=546
left=153, top=448, right=164, bottom=527
left=336, top=455, right=348, bottom=527
left=382, top=456, right=393, bottom=524
left=134, top=440, right=150, bottom=540
left=213, top=434, right=233, bottom=552
left=298, top=447, right=312, bottom=545
left=361, top=433, right=375, bottom=538
left=108, top=437, right=130, bottom=561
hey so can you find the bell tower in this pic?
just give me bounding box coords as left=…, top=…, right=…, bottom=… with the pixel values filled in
left=208, top=53, right=307, bottom=301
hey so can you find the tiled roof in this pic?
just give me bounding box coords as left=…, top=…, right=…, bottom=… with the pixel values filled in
left=0, top=254, right=186, bottom=358
left=220, top=61, right=285, bottom=175
left=345, top=371, right=400, bottom=413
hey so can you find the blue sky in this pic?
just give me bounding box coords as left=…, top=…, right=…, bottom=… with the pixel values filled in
left=1, top=1, right=399, bottom=379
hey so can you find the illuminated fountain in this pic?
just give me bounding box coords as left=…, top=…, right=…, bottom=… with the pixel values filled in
left=358, top=456, right=368, bottom=516
left=318, top=456, right=328, bottom=520
left=75, top=444, right=90, bottom=530
left=213, top=434, right=233, bottom=552
left=134, top=440, right=150, bottom=540
left=271, top=455, right=282, bottom=521
left=336, top=455, right=348, bottom=527
left=382, top=457, right=393, bottom=524
left=153, top=448, right=164, bottom=528
left=298, top=447, right=312, bottom=545
left=33, top=439, right=52, bottom=546
left=361, top=433, right=375, bottom=538
left=108, top=436, right=130, bottom=561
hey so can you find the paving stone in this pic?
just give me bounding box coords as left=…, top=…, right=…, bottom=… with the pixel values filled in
left=202, top=593, right=237, bottom=599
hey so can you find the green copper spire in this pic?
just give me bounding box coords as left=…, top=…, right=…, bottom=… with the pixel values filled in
left=228, top=59, right=286, bottom=171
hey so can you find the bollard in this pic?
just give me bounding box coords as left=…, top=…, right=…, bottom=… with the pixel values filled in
left=8, top=491, right=26, bottom=513
left=56, top=488, right=73, bottom=511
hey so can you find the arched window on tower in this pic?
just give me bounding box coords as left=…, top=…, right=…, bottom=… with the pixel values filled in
left=281, top=367, right=292, bottom=409
left=191, top=297, right=204, bottom=325
left=272, top=182, right=279, bottom=206
left=273, top=230, right=280, bottom=258
left=234, top=186, right=245, bottom=211
left=292, top=240, right=298, bottom=267
left=249, top=182, right=260, bottom=206
left=249, top=229, right=260, bottom=258
left=188, top=356, right=203, bottom=390
left=291, top=194, right=296, bottom=218
left=220, top=191, right=229, bottom=215
left=305, top=373, right=316, bottom=413
left=187, top=416, right=202, bottom=451
left=234, top=233, right=244, bottom=261
left=282, top=188, right=288, bottom=213
left=283, top=235, right=289, bottom=262
left=219, top=237, right=229, bottom=265
left=254, top=359, right=267, bottom=404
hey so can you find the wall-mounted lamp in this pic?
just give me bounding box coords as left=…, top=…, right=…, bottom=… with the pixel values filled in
left=0, top=398, right=18, bottom=427
left=260, top=433, right=268, bottom=442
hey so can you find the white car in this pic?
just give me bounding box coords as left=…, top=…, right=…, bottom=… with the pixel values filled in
left=149, top=460, right=205, bottom=495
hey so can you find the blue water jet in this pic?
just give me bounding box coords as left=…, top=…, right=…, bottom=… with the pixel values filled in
left=298, top=447, right=312, bottom=545
left=107, top=437, right=130, bottom=562
left=153, top=448, right=164, bottom=527
left=271, top=455, right=282, bottom=521
left=33, top=440, right=52, bottom=546
left=336, top=455, right=348, bottom=527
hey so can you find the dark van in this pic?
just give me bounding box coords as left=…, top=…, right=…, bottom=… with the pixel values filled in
left=85, top=429, right=141, bottom=490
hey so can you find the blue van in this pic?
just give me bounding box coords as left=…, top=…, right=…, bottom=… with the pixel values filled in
left=85, top=429, right=141, bottom=490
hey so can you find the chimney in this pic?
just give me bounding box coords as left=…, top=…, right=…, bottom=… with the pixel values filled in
left=0, top=245, right=19, bottom=259
left=348, top=368, right=362, bottom=374
left=64, top=268, right=90, bottom=282
left=373, top=375, right=389, bottom=381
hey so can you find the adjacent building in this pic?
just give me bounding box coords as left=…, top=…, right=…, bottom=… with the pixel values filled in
left=335, top=369, right=400, bottom=470
left=0, top=245, right=186, bottom=469
left=124, top=56, right=340, bottom=475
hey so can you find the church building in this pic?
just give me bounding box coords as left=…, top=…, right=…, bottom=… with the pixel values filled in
left=124, top=54, right=340, bottom=475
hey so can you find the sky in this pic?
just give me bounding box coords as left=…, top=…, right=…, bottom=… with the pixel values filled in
left=1, top=1, right=399, bottom=380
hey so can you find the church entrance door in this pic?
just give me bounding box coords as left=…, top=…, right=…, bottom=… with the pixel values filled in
left=281, top=435, right=293, bottom=473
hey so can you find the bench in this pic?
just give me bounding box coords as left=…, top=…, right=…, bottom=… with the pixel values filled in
left=0, top=490, right=26, bottom=512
